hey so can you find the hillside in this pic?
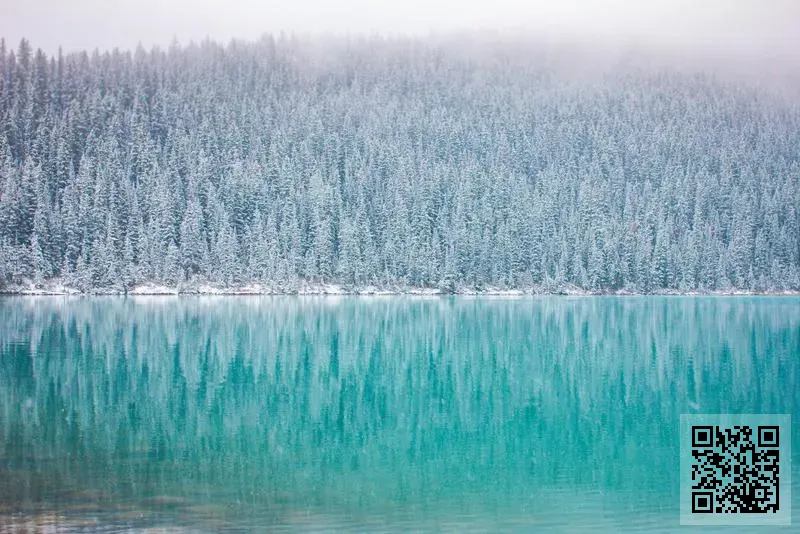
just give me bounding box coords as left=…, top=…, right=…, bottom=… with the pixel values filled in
left=0, top=35, right=798, bottom=293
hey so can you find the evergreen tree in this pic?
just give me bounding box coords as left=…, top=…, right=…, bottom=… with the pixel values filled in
left=0, top=36, right=796, bottom=292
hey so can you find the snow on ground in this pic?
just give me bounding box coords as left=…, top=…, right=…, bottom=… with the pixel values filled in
left=465, top=286, right=527, bottom=296
left=1, top=281, right=82, bottom=295
left=405, top=287, right=442, bottom=295
left=296, top=283, right=347, bottom=295
left=129, top=284, right=179, bottom=295
left=356, top=286, right=395, bottom=295
left=2, top=278, right=799, bottom=296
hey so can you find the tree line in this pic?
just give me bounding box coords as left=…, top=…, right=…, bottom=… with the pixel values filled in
left=0, top=35, right=798, bottom=292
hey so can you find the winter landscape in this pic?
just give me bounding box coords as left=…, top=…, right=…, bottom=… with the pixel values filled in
left=0, top=33, right=798, bottom=295
left=1, top=1, right=799, bottom=532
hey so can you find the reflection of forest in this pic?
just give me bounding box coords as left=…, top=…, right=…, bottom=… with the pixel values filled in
left=0, top=297, right=797, bottom=523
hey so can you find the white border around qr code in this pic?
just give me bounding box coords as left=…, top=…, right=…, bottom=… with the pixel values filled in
left=680, top=414, right=791, bottom=526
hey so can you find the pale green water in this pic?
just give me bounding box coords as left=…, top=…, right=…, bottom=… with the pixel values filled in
left=0, top=296, right=798, bottom=532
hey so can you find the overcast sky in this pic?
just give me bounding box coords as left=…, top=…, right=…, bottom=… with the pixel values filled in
left=1, top=0, right=799, bottom=60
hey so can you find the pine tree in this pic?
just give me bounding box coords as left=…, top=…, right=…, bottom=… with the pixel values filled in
left=0, top=36, right=797, bottom=292
left=180, top=198, right=206, bottom=279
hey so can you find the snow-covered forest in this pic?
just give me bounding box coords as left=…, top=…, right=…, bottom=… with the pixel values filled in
left=0, top=35, right=798, bottom=293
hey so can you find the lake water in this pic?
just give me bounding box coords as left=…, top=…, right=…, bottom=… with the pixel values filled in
left=0, top=296, right=798, bottom=532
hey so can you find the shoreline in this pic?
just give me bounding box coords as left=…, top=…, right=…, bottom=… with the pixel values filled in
left=1, top=281, right=798, bottom=297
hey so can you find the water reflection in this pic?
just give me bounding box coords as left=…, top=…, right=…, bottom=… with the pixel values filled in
left=0, top=296, right=798, bottom=532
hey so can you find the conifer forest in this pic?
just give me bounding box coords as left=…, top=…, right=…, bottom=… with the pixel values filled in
left=0, top=36, right=798, bottom=293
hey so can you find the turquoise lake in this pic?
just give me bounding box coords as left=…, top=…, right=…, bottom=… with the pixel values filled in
left=0, top=296, right=798, bottom=532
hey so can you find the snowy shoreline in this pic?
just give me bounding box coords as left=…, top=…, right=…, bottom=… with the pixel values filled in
left=1, top=280, right=798, bottom=297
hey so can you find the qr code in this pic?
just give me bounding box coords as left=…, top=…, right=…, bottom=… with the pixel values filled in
left=681, top=414, right=791, bottom=526
left=691, top=425, right=779, bottom=513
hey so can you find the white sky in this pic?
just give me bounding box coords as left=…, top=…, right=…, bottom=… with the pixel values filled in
left=1, top=0, right=799, bottom=60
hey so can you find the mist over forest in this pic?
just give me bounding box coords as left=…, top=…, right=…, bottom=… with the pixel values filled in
left=0, top=34, right=798, bottom=293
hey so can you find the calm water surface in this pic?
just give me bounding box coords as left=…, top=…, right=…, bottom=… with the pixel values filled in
left=0, top=296, right=798, bottom=532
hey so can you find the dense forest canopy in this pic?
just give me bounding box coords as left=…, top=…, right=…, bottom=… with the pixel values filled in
left=0, top=35, right=798, bottom=292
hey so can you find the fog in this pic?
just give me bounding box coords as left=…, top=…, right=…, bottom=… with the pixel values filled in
left=1, top=0, right=798, bottom=62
